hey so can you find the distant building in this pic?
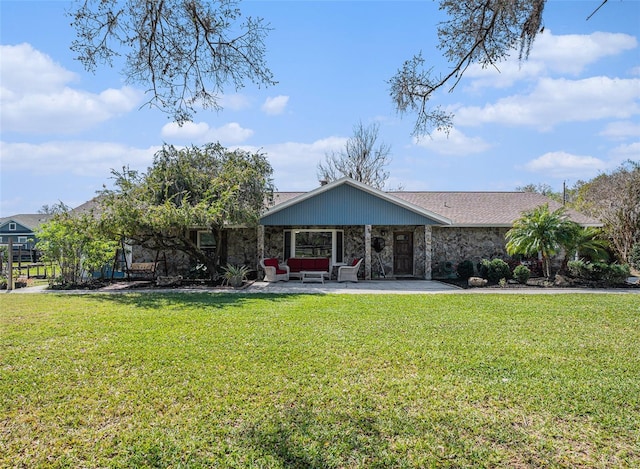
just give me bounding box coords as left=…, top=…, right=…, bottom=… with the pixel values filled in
left=0, top=214, right=52, bottom=262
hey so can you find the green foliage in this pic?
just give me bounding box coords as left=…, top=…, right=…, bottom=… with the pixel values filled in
left=567, top=260, right=630, bottom=285
left=456, top=259, right=475, bottom=280
left=101, top=143, right=274, bottom=277
left=478, top=258, right=512, bottom=284
left=629, top=243, right=640, bottom=271
left=222, top=263, right=250, bottom=287
left=36, top=203, right=118, bottom=285
left=506, top=203, right=578, bottom=278
left=513, top=264, right=531, bottom=284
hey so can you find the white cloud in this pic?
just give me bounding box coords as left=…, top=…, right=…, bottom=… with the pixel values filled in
left=524, top=151, right=607, bottom=179
left=0, top=140, right=158, bottom=177
left=599, top=121, right=640, bottom=140
left=608, top=141, right=640, bottom=163
left=161, top=121, right=253, bottom=144
left=261, top=95, right=289, bottom=115
left=239, top=137, right=346, bottom=190
left=464, top=30, right=638, bottom=89
left=413, top=127, right=491, bottom=156
left=0, top=43, right=141, bottom=134
left=219, top=93, right=251, bottom=111
left=456, top=77, right=640, bottom=129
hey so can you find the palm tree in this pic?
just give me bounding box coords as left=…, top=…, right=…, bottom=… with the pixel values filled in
left=559, top=226, right=609, bottom=271
left=506, top=204, right=578, bottom=278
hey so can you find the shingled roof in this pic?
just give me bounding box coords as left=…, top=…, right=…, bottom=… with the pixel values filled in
left=0, top=214, right=53, bottom=231
left=269, top=188, right=600, bottom=227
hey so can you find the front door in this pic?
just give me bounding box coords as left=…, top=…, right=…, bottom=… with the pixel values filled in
left=393, top=231, right=413, bottom=276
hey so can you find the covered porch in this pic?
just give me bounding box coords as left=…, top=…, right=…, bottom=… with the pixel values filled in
left=257, top=178, right=451, bottom=280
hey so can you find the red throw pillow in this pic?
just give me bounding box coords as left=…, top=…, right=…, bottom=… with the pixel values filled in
left=352, top=258, right=360, bottom=266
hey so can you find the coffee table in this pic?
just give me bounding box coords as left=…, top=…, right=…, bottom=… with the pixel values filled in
left=300, top=271, right=328, bottom=284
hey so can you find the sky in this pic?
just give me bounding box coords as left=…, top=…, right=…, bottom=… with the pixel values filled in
left=1, top=0, right=639, bottom=217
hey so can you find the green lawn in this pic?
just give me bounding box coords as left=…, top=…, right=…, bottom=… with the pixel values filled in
left=1, top=293, right=639, bottom=468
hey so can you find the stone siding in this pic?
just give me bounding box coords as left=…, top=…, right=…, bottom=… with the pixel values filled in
left=431, top=226, right=509, bottom=277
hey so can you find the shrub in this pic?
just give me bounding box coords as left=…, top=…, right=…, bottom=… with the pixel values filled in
left=630, top=243, right=640, bottom=271
left=456, top=260, right=475, bottom=280
left=513, top=264, right=531, bottom=284
left=478, top=259, right=512, bottom=284
left=568, top=260, right=630, bottom=285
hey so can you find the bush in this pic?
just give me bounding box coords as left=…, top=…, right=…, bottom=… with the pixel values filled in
left=456, top=260, right=475, bottom=280
left=513, top=264, right=531, bottom=284
left=478, top=259, right=512, bottom=284
left=567, top=260, right=630, bottom=285
left=630, top=243, right=640, bottom=271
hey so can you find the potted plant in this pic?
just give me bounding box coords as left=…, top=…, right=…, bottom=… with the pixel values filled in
left=222, top=263, right=250, bottom=288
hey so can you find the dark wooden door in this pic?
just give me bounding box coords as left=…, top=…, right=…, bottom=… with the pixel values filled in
left=393, top=231, right=413, bottom=276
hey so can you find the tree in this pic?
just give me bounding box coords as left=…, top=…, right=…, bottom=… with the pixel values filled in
left=100, top=143, right=274, bottom=278
left=573, top=160, right=640, bottom=263
left=317, top=121, right=392, bottom=190
left=505, top=203, right=577, bottom=278
left=389, top=0, right=565, bottom=136
left=36, top=203, right=118, bottom=285
left=69, top=0, right=275, bottom=123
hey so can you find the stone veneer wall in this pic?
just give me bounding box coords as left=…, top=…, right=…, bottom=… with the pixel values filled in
left=431, top=226, right=509, bottom=277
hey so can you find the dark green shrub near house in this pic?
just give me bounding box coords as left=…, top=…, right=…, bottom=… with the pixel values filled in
left=478, top=259, right=512, bottom=284
left=513, top=264, right=531, bottom=284
left=567, top=260, right=630, bottom=285
left=456, top=260, right=475, bottom=280
left=630, top=243, right=640, bottom=271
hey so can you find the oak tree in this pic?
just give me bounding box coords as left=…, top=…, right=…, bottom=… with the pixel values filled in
left=100, top=143, right=274, bottom=277
left=69, top=0, right=276, bottom=123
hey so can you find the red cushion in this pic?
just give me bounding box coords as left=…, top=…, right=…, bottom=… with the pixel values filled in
left=276, top=268, right=287, bottom=275
left=352, top=258, right=360, bottom=266
left=264, top=258, right=279, bottom=268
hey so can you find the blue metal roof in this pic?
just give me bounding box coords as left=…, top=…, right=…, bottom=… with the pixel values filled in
left=261, top=180, right=449, bottom=226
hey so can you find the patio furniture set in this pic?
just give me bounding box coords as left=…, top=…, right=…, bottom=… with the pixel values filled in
left=260, top=257, right=363, bottom=283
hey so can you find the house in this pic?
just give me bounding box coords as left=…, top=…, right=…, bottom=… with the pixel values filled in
left=73, top=177, right=601, bottom=280
left=0, top=214, right=52, bottom=262
left=255, top=177, right=600, bottom=280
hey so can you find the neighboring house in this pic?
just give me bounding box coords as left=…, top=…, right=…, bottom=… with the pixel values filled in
left=0, top=214, right=52, bottom=262
left=75, top=177, right=602, bottom=280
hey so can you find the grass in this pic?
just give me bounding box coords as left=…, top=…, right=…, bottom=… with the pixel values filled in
left=1, top=293, right=639, bottom=468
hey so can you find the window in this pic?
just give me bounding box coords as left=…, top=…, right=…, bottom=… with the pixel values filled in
left=9, top=223, right=16, bottom=231
left=17, top=236, right=28, bottom=244
left=284, top=229, right=343, bottom=264
left=197, top=231, right=216, bottom=249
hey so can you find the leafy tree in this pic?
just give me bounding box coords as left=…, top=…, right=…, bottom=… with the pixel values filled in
left=36, top=203, right=118, bottom=285
left=100, top=143, right=274, bottom=278
left=559, top=225, right=609, bottom=272
left=317, top=121, right=392, bottom=190
left=389, top=0, right=609, bottom=136
left=573, top=161, right=640, bottom=263
left=505, top=204, right=577, bottom=278
left=69, top=0, right=275, bottom=123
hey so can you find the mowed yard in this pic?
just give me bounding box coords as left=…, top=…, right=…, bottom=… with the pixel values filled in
left=1, top=293, right=638, bottom=468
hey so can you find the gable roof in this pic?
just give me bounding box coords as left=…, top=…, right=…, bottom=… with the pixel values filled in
left=261, top=178, right=453, bottom=226
left=0, top=214, right=53, bottom=232
left=265, top=179, right=601, bottom=227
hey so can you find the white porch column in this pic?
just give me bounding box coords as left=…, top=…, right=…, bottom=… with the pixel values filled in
left=257, top=225, right=265, bottom=276
left=424, top=225, right=433, bottom=280
left=365, top=224, right=372, bottom=280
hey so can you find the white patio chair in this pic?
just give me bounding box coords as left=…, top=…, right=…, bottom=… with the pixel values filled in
left=260, top=258, right=290, bottom=282
left=338, top=258, right=363, bottom=283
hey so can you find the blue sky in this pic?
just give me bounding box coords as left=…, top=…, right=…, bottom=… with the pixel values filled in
left=1, top=0, right=639, bottom=217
